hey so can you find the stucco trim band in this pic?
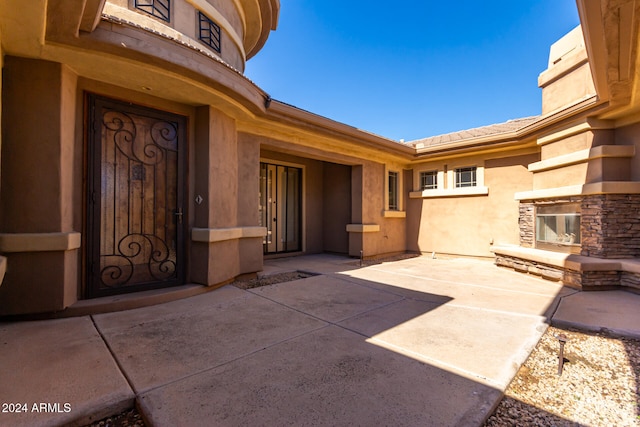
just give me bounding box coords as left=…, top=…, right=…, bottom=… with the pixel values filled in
left=409, top=186, right=489, bottom=199
left=515, top=182, right=640, bottom=200
left=536, top=118, right=613, bottom=146
left=0, top=232, right=82, bottom=253
left=191, top=227, right=267, bottom=243
left=537, top=49, right=589, bottom=88
left=346, top=224, right=380, bottom=233
left=383, top=210, right=407, bottom=218
left=528, top=145, right=635, bottom=172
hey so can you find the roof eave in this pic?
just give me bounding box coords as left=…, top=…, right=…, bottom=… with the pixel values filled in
left=265, top=100, right=416, bottom=158
left=413, top=95, right=606, bottom=158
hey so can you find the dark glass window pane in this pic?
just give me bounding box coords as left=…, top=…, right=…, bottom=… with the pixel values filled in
left=455, top=167, right=476, bottom=188
left=420, top=171, right=437, bottom=190
left=388, top=171, right=399, bottom=210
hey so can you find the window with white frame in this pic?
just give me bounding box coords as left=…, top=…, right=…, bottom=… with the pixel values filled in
left=455, top=166, right=477, bottom=188
left=134, top=0, right=170, bottom=22
left=388, top=171, right=399, bottom=211
left=419, top=170, right=437, bottom=190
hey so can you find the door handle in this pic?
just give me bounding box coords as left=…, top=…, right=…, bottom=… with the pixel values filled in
left=174, top=208, right=183, bottom=224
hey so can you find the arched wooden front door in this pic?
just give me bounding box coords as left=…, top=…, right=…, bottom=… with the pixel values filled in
left=86, top=95, right=186, bottom=298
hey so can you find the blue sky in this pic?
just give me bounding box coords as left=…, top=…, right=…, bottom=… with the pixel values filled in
left=245, top=1, right=580, bottom=142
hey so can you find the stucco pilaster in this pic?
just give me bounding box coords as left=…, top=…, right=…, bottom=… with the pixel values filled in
left=348, top=165, right=364, bottom=257
left=0, top=57, right=79, bottom=315
left=192, top=107, right=263, bottom=285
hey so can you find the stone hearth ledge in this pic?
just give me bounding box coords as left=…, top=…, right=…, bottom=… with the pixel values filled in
left=492, top=244, right=640, bottom=274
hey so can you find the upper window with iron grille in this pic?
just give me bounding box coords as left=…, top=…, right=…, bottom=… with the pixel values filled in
left=134, top=0, right=170, bottom=22
left=198, top=12, right=221, bottom=53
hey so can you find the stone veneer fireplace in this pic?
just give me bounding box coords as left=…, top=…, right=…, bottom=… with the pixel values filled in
left=495, top=194, right=640, bottom=291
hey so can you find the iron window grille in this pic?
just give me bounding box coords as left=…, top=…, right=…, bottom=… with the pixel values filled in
left=420, top=170, right=437, bottom=190
left=134, top=0, right=170, bottom=22
left=455, top=167, right=477, bottom=188
left=198, top=12, right=221, bottom=53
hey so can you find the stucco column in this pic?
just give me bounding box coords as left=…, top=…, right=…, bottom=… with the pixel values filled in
left=236, top=134, right=264, bottom=274
left=348, top=165, right=364, bottom=257
left=191, top=107, right=264, bottom=286
left=0, top=57, right=80, bottom=315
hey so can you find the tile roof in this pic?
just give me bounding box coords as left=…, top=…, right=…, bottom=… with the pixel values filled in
left=407, top=116, right=540, bottom=149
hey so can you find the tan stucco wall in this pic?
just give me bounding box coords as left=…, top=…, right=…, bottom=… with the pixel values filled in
left=539, top=26, right=596, bottom=115
left=0, top=68, right=271, bottom=314
left=523, top=118, right=638, bottom=199
left=323, top=162, right=351, bottom=254
left=541, top=62, right=595, bottom=114
left=407, top=152, right=537, bottom=258
left=0, top=1, right=280, bottom=315
left=191, top=106, right=266, bottom=285
left=615, top=122, right=640, bottom=181
left=105, top=0, right=245, bottom=70
left=362, top=161, right=406, bottom=257
left=11, top=2, right=640, bottom=312
left=540, top=128, right=614, bottom=159
left=0, top=58, right=80, bottom=315
left=237, top=133, right=261, bottom=227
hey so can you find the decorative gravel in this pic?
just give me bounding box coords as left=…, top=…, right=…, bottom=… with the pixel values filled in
left=232, top=271, right=316, bottom=290
left=485, top=326, right=640, bottom=426
left=84, top=407, right=145, bottom=427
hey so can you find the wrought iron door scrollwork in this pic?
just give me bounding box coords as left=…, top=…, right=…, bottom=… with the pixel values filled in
left=100, top=233, right=176, bottom=288
left=103, top=110, right=178, bottom=166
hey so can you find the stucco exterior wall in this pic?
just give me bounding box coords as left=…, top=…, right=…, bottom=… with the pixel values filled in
left=539, top=26, right=595, bottom=115
left=237, top=135, right=260, bottom=226
left=6, top=0, right=640, bottom=312
left=0, top=58, right=80, bottom=315
left=540, top=129, right=613, bottom=159
left=359, top=161, right=406, bottom=257
left=0, top=0, right=283, bottom=315
left=615, top=122, right=640, bottom=181
left=193, top=106, right=240, bottom=285
left=322, top=162, right=351, bottom=254
left=541, top=62, right=595, bottom=114
left=407, top=152, right=537, bottom=258
left=105, top=0, right=245, bottom=70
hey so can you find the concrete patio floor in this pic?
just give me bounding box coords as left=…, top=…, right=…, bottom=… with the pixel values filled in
left=1, top=254, right=639, bottom=426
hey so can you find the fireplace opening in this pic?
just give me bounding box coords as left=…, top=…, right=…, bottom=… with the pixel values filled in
left=535, top=203, right=581, bottom=253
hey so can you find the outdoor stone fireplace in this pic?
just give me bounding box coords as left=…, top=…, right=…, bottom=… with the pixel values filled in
left=495, top=194, right=640, bottom=291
